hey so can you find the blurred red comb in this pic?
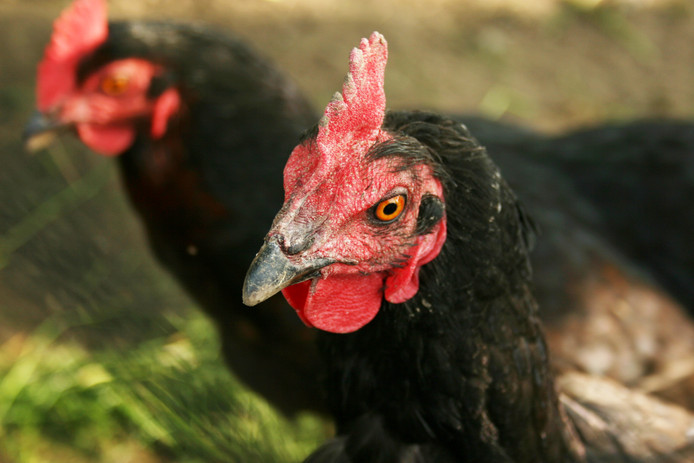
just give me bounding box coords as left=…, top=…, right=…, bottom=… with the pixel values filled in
left=37, top=0, right=108, bottom=110
left=315, top=32, right=388, bottom=160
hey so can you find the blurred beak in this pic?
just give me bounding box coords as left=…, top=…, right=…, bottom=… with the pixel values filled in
left=23, top=110, right=69, bottom=153
left=242, top=238, right=332, bottom=306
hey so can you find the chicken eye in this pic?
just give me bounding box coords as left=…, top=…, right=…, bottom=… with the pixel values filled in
left=374, top=195, right=406, bottom=222
left=100, top=75, right=130, bottom=96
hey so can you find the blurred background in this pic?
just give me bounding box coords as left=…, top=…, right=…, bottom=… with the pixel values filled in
left=1, top=0, right=693, bottom=461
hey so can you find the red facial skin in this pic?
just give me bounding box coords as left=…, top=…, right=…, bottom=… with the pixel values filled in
left=36, top=0, right=180, bottom=156
left=60, top=59, right=180, bottom=156
left=276, top=130, right=447, bottom=334
left=280, top=152, right=446, bottom=333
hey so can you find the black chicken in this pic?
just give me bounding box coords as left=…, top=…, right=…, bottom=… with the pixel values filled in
left=22, top=0, right=321, bottom=415
left=243, top=33, right=694, bottom=462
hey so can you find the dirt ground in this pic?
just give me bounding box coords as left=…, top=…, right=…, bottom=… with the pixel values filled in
left=0, top=0, right=693, bottom=414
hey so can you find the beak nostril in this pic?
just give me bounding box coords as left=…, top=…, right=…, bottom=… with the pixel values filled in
left=274, top=232, right=314, bottom=256
left=286, top=237, right=314, bottom=256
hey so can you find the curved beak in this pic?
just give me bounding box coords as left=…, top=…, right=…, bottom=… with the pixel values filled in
left=242, top=239, right=332, bottom=306
left=23, top=110, right=69, bottom=153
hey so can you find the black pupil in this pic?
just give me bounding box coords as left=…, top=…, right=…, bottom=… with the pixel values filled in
left=383, top=202, right=398, bottom=216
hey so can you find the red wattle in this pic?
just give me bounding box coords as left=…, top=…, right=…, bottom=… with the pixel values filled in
left=77, top=123, right=136, bottom=156
left=283, top=273, right=385, bottom=333
left=282, top=280, right=312, bottom=327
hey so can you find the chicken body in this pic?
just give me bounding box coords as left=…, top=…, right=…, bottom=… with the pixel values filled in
left=465, top=116, right=694, bottom=315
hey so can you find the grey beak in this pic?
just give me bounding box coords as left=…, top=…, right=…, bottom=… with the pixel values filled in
left=23, top=110, right=68, bottom=152
left=242, top=239, right=332, bottom=306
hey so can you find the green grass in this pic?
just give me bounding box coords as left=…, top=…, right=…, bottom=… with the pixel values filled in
left=0, top=308, right=329, bottom=463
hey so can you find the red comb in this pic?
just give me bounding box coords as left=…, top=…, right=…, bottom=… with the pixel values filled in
left=315, top=32, right=388, bottom=163
left=37, top=0, right=108, bottom=110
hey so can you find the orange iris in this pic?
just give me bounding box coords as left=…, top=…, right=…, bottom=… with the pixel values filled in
left=375, top=195, right=406, bottom=222
left=100, top=75, right=130, bottom=96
